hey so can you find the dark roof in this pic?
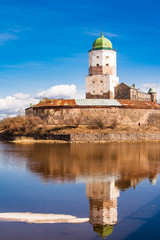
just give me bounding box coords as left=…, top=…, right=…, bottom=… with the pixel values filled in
left=118, top=82, right=135, bottom=89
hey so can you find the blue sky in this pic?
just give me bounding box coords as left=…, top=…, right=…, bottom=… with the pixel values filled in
left=0, top=0, right=160, bottom=115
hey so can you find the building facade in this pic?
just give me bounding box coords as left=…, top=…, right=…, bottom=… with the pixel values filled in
left=115, top=83, right=157, bottom=102
left=86, top=33, right=157, bottom=102
left=86, top=33, right=119, bottom=99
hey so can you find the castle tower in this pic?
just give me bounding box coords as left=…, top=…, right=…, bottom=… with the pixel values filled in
left=86, top=33, right=119, bottom=99
left=148, top=88, right=157, bottom=102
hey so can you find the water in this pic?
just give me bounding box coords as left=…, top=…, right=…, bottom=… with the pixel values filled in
left=0, top=142, right=160, bottom=240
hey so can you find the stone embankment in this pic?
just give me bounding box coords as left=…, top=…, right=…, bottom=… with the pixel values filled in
left=1, top=132, right=160, bottom=143
left=70, top=132, right=160, bottom=143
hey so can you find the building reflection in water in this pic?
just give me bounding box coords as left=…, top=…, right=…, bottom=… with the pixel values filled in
left=7, top=142, right=160, bottom=238
left=86, top=177, right=119, bottom=238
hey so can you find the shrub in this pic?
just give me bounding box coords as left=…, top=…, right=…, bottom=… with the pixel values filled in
left=110, top=118, right=118, bottom=129
left=147, top=113, right=160, bottom=128
left=0, top=115, right=47, bottom=135
left=92, top=118, right=104, bottom=129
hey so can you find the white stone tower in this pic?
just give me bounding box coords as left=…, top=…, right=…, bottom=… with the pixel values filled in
left=86, top=33, right=119, bottom=99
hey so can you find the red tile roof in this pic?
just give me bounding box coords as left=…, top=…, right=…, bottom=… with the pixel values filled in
left=26, top=98, right=160, bottom=110
left=118, top=99, right=160, bottom=109
left=33, top=99, right=76, bottom=107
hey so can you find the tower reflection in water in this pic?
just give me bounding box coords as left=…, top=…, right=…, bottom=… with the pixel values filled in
left=86, top=178, right=119, bottom=238
left=10, top=142, right=160, bottom=239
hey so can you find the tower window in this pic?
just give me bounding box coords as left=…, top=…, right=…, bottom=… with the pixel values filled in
left=100, top=81, right=103, bottom=83
left=96, top=56, right=99, bottom=58
left=106, top=64, right=109, bottom=66
left=106, top=56, right=109, bottom=58
left=96, top=64, right=99, bottom=66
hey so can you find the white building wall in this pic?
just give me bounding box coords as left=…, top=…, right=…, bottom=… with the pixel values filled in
left=109, top=75, right=119, bottom=98
left=89, top=49, right=117, bottom=76
left=86, top=75, right=119, bottom=98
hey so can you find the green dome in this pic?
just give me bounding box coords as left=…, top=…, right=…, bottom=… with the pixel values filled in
left=148, top=88, right=157, bottom=94
left=93, top=33, right=112, bottom=50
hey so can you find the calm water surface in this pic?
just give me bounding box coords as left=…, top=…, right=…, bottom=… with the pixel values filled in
left=0, top=142, right=160, bottom=240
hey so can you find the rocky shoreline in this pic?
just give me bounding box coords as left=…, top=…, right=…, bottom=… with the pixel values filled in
left=1, top=132, right=160, bottom=143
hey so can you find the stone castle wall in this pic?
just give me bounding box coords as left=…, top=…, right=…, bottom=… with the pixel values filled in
left=27, top=107, right=160, bottom=127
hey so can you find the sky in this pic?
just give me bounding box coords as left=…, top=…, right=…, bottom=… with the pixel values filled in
left=0, top=0, right=160, bottom=117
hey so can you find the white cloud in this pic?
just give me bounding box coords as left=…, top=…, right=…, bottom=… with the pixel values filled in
left=0, top=33, right=18, bottom=45
left=13, top=93, right=30, bottom=100
left=0, top=93, right=38, bottom=116
left=0, top=26, right=32, bottom=46
left=0, top=84, right=79, bottom=118
left=36, top=84, right=77, bottom=99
